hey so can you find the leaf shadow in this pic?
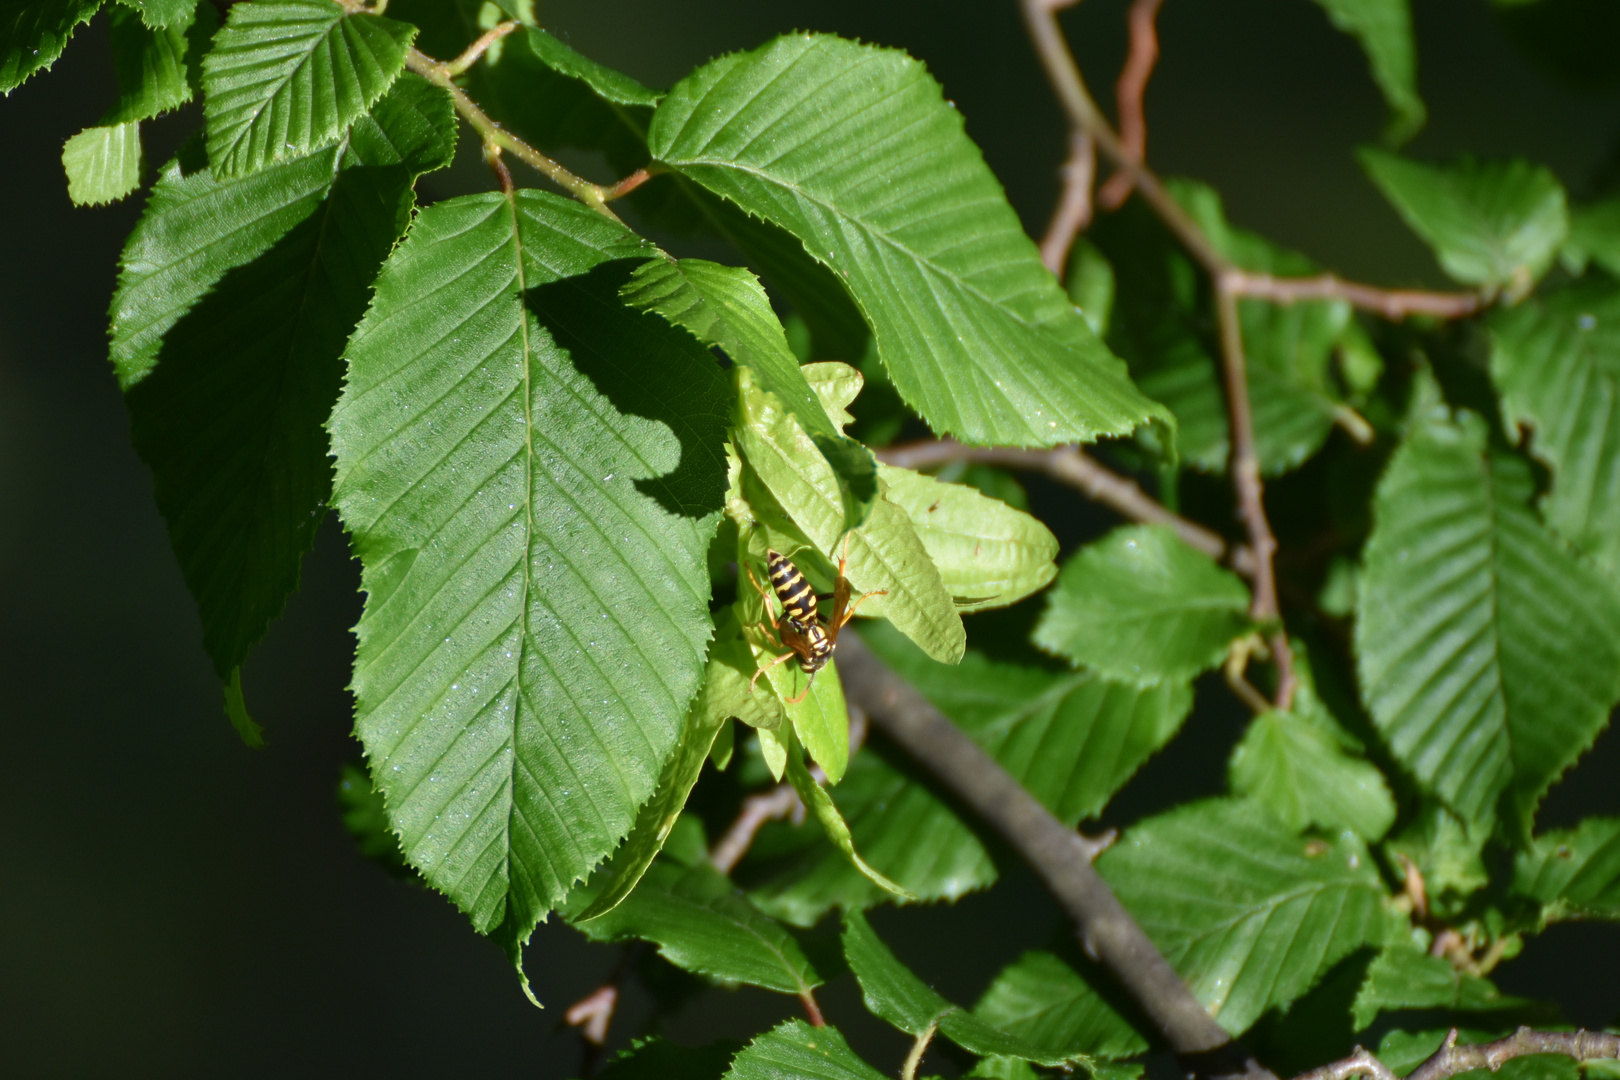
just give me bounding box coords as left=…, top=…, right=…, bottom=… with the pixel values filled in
left=525, top=259, right=730, bottom=521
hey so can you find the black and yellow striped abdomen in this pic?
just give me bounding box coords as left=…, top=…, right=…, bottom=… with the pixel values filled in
left=766, top=549, right=819, bottom=624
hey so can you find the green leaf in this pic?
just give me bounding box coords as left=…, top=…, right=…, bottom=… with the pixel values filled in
left=1351, top=944, right=1532, bottom=1031
left=876, top=464, right=1058, bottom=612
left=1, top=0, right=101, bottom=94
left=524, top=25, right=659, bottom=106
left=573, top=860, right=822, bottom=996
left=973, top=951, right=1148, bottom=1061
left=113, top=126, right=419, bottom=691
left=784, top=738, right=913, bottom=901
left=330, top=190, right=729, bottom=952
left=123, top=0, right=194, bottom=28
left=1385, top=803, right=1489, bottom=919
left=842, top=911, right=1077, bottom=1066
left=62, top=121, right=142, bottom=206
left=649, top=33, right=1170, bottom=448
left=1562, top=194, right=1620, bottom=278
left=726, top=1019, right=886, bottom=1080
left=1067, top=239, right=1115, bottom=337
left=733, top=365, right=964, bottom=664
left=1355, top=406, right=1620, bottom=830
left=337, top=761, right=413, bottom=878
left=1359, top=149, right=1567, bottom=299
left=1230, top=705, right=1396, bottom=840
left=570, top=656, right=734, bottom=922
left=752, top=623, right=1189, bottom=923
left=1513, top=817, right=1620, bottom=922
left=1308, top=0, right=1425, bottom=144
left=103, top=1, right=205, bottom=124
left=621, top=257, right=877, bottom=534
left=345, top=70, right=457, bottom=176
left=593, top=1037, right=739, bottom=1080
left=1033, top=524, right=1253, bottom=685
left=1490, top=278, right=1620, bottom=579
left=1378, top=1028, right=1580, bottom=1080
left=1099, top=798, right=1398, bottom=1035
left=203, top=0, right=416, bottom=178
left=801, top=361, right=863, bottom=433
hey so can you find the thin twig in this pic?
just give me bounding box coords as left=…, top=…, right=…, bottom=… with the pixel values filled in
left=1225, top=270, right=1481, bottom=320
left=837, top=631, right=1276, bottom=1080
left=709, top=784, right=804, bottom=874
left=443, top=19, right=518, bottom=76
left=565, top=984, right=618, bottom=1045
left=1040, top=130, right=1096, bottom=276
left=1293, top=1029, right=1620, bottom=1080
left=874, top=439, right=1256, bottom=577
left=1215, top=278, right=1295, bottom=708
left=1098, top=0, right=1164, bottom=210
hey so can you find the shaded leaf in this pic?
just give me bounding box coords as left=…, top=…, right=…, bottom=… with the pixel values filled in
left=842, top=911, right=1077, bottom=1066
left=1067, top=239, right=1115, bottom=337
left=622, top=257, right=876, bottom=534
left=62, top=121, right=142, bottom=206
left=593, top=1037, right=739, bottom=1080
left=1351, top=944, right=1533, bottom=1031
left=1, top=0, right=101, bottom=94
left=650, top=33, right=1169, bottom=447
left=123, top=0, right=193, bottom=28
left=752, top=623, right=1189, bottom=923
left=1561, top=195, right=1620, bottom=279
left=1034, top=524, right=1253, bottom=685
left=104, top=1, right=207, bottom=124
left=1385, top=803, right=1489, bottom=920
left=784, top=737, right=913, bottom=901
left=725, top=1019, right=886, bottom=1080
left=1308, top=0, right=1425, bottom=143
left=337, top=761, right=413, bottom=879
left=1513, top=816, right=1620, bottom=922
left=1490, top=277, right=1620, bottom=579
left=1355, top=406, right=1620, bottom=830
left=1230, top=704, right=1396, bottom=840
left=1378, top=1028, right=1580, bottom=1080
left=525, top=25, right=659, bottom=106
left=733, top=365, right=963, bottom=663
left=973, top=951, right=1148, bottom=1061
left=1099, top=798, right=1398, bottom=1035
left=330, top=191, right=728, bottom=956
left=574, top=861, right=821, bottom=996
left=203, top=0, right=416, bottom=178
left=1359, top=149, right=1567, bottom=299
left=876, top=464, right=1058, bottom=612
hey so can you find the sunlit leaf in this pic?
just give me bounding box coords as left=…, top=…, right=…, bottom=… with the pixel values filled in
left=1099, top=798, right=1399, bottom=1035
left=1490, top=277, right=1620, bottom=579
left=876, top=464, right=1058, bottom=612
left=203, top=0, right=416, bottom=178
left=1356, top=405, right=1620, bottom=830
left=103, top=1, right=208, bottom=124
left=1360, top=149, right=1567, bottom=299
left=1034, top=524, right=1253, bottom=685
left=725, top=1019, right=886, bottom=1080
left=650, top=33, right=1170, bottom=447
left=1351, top=944, right=1534, bottom=1031
left=62, top=121, right=142, bottom=206
left=330, top=190, right=729, bottom=959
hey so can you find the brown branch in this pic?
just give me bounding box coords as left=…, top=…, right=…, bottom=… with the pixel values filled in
left=709, top=783, right=803, bottom=874
left=1097, top=0, right=1164, bottom=210
left=1215, top=279, right=1295, bottom=709
left=564, top=984, right=618, bottom=1045
left=874, top=439, right=1256, bottom=577
left=837, top=631, right=1276, bottom=1080
left=1040, top=130, right=1096, bottom=276
left=1224, top=270, right=1482, bottom=321
left=1293, top=1029, right=1620, bottom=1080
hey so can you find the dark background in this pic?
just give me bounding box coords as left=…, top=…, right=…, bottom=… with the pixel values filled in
left=3, top=0, right=1619, bottom=1075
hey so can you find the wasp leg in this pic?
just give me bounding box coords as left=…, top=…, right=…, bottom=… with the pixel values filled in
left=748, top=644, right=799, bottom=696
left=833, top=588, right=888, bottom=632
left=783, top=672, right=816, bottom=705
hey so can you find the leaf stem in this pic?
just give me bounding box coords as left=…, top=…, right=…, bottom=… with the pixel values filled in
left=900, top=1021, right=938, bottom=1080
left=443, top=19, right=519, bottom=77
left=837, top=631, right=1277, bottom=1080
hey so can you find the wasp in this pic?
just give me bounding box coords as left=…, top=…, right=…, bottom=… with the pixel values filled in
left=746, top=539, right=884, bottom=704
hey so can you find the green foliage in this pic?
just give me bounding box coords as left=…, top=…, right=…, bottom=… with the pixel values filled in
left=649, top=33, right=1171, bottom=448
left=1034, top=524, right=1253, bottom=684
left=1356, top=403, right=1620, bottom=831
left=22, top=4, right=1620, bottom=1074
left=203, top=0, right=416, bottom=178
left=1099, top=798, right=1400, bottom=1035
left=1308, top=0, right=1425, bottom=143
left=1360, top=149, right=1568, bottom=299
